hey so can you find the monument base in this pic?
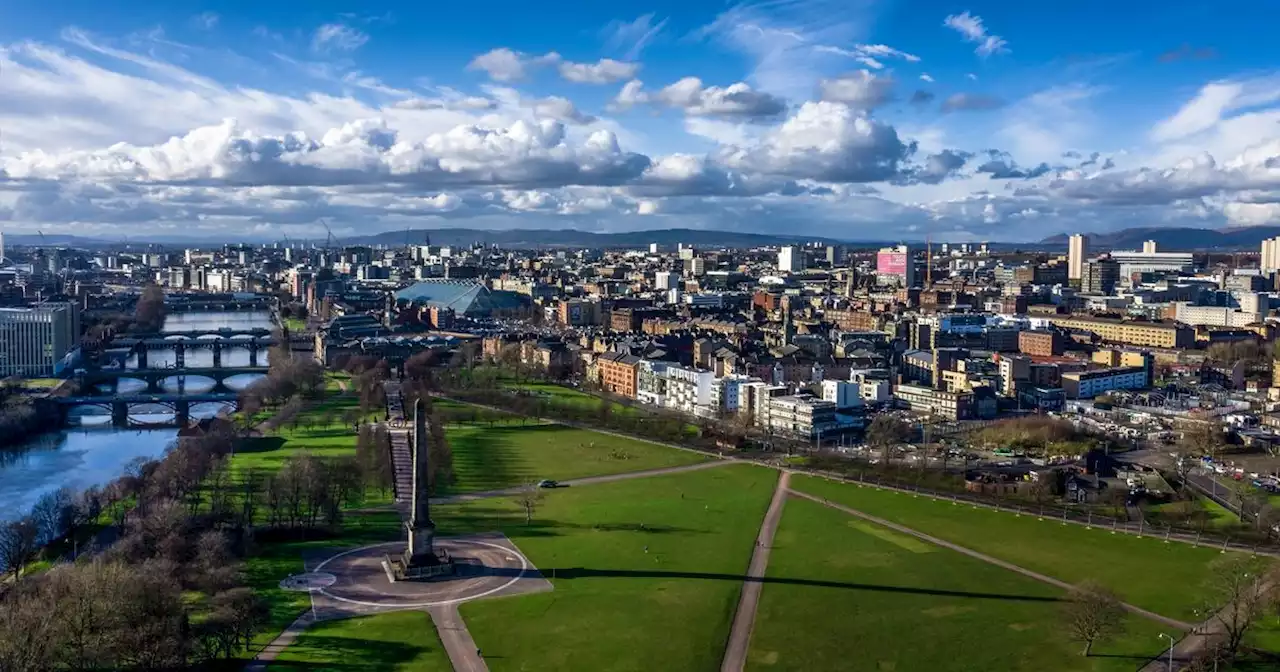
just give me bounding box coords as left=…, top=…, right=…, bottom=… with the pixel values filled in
left=385, top=522, right=455, bottom=582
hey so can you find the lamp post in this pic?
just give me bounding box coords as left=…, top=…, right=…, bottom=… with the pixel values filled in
left=1158, top=633, right=1175, bottom=670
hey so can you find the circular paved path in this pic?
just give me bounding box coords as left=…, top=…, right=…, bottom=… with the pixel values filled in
left=313, top=539, right=529, bottom=608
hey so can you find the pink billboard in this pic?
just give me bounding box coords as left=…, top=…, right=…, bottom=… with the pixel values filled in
left=876, top=250, right=907, bottom=276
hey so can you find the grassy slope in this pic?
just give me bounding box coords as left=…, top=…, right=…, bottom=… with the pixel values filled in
left=748, top=496, right=1167, bottom=672
left=791, top=474, right=1239, bottom=622
left=453, top=463, right=776, bottom=672
left=442, top=423, right=708, bottom=494
left=267, top=610, right=451, bottom=671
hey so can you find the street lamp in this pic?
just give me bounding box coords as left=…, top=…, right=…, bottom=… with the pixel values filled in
left=1158, top=633, right=1175, bottom=670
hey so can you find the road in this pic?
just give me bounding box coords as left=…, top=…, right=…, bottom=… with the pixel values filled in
left=721, top=471, right=790, bottom=672
left=787, top=488, right=1193, bottom=632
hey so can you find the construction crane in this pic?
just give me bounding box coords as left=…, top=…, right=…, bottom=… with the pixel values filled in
left=321, top=220, right=335, bottom=251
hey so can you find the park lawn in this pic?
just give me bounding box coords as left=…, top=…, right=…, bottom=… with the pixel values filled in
left=266, top=610, right=451, bottom=671
left=452, top=463, right=776, bottom=672
left=441, top=423, right=709, bottom=494
left=509, top=381, right=638, bottom=416
left=747, top=496, right=1168, bottom=672
left=244, top=510, right=406, bottom=655
left=282, top=317, right=308, bottom=334
left=791, top=475, right=1244, bottom=623
left=232, top=395, right=376, bottom=475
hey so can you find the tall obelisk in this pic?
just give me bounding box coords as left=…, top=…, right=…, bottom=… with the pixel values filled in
left=403, top=398, right=437, bottom=566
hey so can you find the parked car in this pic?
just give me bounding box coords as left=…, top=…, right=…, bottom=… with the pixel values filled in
left=537, top=479, right=562, bottom=489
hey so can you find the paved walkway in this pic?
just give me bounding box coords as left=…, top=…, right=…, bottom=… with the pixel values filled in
left=1137, top=579, right=1275, bottom=672
left=243, top=613, right=314, bottom=671
left=721, top=471, right=791, bottom=672
left=429, top=605, right=489, bottom=672
left=787, top=488, right=1193, bottom=632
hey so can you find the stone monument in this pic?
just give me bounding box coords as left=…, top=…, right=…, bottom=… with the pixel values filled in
left=390, top=398, right=455, bottom=580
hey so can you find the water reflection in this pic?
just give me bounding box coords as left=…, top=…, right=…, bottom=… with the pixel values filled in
left=0, top=428, right=177, bottom=520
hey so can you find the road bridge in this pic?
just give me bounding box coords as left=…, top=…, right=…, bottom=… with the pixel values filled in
left=57, top=392, right=240, bottom=427
left=79, top=366, right=268, bottom=394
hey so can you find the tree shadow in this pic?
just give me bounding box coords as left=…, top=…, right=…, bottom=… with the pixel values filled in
left=263, top=634, right=437, bottom=671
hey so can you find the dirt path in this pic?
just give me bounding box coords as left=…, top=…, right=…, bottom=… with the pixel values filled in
left=788, top=488, right=1193, bottom=632
left=429, top=605, right=489, bottom=672
left=721, top=471, right=791, bottom=672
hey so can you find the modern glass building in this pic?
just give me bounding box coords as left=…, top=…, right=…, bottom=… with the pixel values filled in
left=0, top=302, right=81, bottom=377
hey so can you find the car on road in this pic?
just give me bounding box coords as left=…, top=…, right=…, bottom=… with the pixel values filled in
left=537, top=479, right=562, bottom=489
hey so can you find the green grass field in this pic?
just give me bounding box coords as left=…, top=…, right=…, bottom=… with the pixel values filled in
left=509, top=382, right=639, bottom=416
left=266, top=610, right=451, bottom=671
left=453, top=463, right=776, bottom=672
left=791, top=475, right=1243, bottom=622
left=747, top=496, right=1168, bottom=672
left=441, top=423, right=708, bottom=494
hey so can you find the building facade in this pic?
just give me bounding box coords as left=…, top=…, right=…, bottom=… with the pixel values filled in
left=0, top=303, right=81, bottom=377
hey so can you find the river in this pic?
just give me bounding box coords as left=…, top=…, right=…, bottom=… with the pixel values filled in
left=0, top=310, right=275, bottom=520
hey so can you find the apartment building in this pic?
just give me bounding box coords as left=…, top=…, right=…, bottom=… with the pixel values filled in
left=596, top=351, right=641, bottom=398
left=637, top=360, right=715, bottom=415
left=1045, top=316, right=1193, bottom=349
left=765, top=395, right=837, bottom=439
left=1061, top=366, right=1149, bottom=399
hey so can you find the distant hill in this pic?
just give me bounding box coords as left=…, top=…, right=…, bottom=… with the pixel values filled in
left=1039, top=226, right=1280, bottom=251
left=343, top=227, right=854, bottom=249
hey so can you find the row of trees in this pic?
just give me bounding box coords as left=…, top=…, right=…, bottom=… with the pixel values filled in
left=0, top=386, right=52, bottom=451
left=0, top=424, right=268, bottom=670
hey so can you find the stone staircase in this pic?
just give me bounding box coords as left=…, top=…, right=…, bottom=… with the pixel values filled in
left=389, top=428, right=413, bottom=504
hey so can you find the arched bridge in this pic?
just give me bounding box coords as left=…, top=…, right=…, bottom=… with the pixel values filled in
left=57, top=393, right=240, bottom=427
left=108, top=331, right=277, bottom=368
left=79, top=366, right=269, bottom=394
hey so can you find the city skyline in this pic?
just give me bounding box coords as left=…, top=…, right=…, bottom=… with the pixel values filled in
left=0, top=1, right=1278, bottom=242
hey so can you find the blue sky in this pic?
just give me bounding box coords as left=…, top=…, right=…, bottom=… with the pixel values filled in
left=0, top=0, right=1278, bottom=241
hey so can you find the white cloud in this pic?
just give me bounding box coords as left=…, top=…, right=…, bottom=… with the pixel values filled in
left=1150, top=75, right=1280, bottom=144
left=717, top=101, right=911, bottom=183
left=558, top=58, right=640, bottom=84
left=943, top=11, right=1008, bottom=57
left=819, top=70, right=894, bottom=110
left=466, top=48, right=561, bottom=82
left=1000, top=85, right=1099, bottom=164
left=192, top=13, right=219, bottom=30
left=312, top=24, right=369, bottom=52
left=920, top=73, right=934, bottom=83
left=612, top=77, right=786, bottom=120
left=527, top=96, right=597, bottom=125
left=815, top=43, right=921, bottom=70
left=602, top=13, right=667, bottom=60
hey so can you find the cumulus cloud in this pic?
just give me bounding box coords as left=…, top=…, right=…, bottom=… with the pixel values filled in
left=612, top=77, right=787, bottom=120
left=526, top=96, right=597, bottom=125
left=975, top=150, right=1053, bottom=179
left=917, top=150, right=971, bottom=184
left=558, top=58, right=640, bottom=84
left=466, top=48, right=561, bottom=82
left=940, top=93, right=1006, bottom=112
left=312, top=24, right=369, bottom=52
left=819, top=70, right=893, bottom=110
left=716, top=101, right=912, bottom=183
left=919, top=73, right=934, bottom=83
left=943, top=11, right=1008, bottom=57
left=1, top=117, right=648, bottom=189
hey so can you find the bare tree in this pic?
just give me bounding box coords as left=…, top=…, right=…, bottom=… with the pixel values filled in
left=0, top=518, right=40, bottom=580
left=1204, top=554, right=1271, bottom=657
left=513, top=483, right=545, bottom=525
left=1062, top=580, right=1126, bottom=656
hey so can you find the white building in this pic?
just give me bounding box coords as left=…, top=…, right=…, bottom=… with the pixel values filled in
left=820, top=380, right=863, bottom=409
left=1262, top=236, right=1280, bottom=272
left=778, top=246, right=801, bottom=273
left=713, top=375, right=759, bottom=413
left=1173, top=303, right=1261, bottom=328
left=649, top=243, right=660, bottom=254
left=637, top=360, right=716, bottom=416
left=684, top=293, right=726, bottom=308
left=1108, top=250, right=1194, bottom=278
left=765, top=395, right=838, bottom=439
left=1068, top=234, right=1088, bottom=281
left=654, top=271, right=679, bottom=290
